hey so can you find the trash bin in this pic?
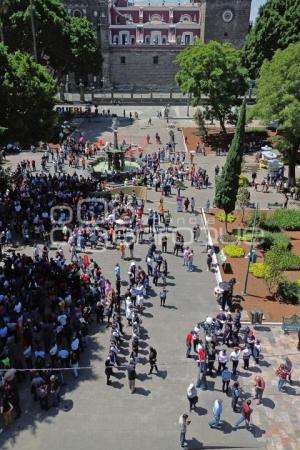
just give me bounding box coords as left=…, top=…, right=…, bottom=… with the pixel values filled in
left=251, top=310, right=257, bottom=325
left=256, top=310, right=263, bottom=324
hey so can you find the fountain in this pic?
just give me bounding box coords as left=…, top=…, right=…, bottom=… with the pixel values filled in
left=91, top=116, right=141, bottom=180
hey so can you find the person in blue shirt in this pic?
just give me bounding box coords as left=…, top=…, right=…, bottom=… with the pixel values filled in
left=221, top=366, right=232, bottom=394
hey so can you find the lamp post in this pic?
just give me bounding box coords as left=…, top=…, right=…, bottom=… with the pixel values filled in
left=0, top=0, right=9, bottom=44
left=29, top=0, right=38, bottom=62
left=242, top=203, right=259, bottom=295
left=186, top=93, right=190, bottom=117
left=198, top=317, right=214, bottom=391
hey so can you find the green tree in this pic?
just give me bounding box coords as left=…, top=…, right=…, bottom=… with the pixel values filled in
left=176, top=41, right=248, bottom=133
left=68, top=16, right=102, bottom=78
left=264, top=243, right=286, bottom=294
left=0, top=44, right=57, bottom=144
left=3, top=0, right=101, bottom=78
left=252, top=43, right=300, bottom=186
left=242, top=0, right=300, bottom=78
left=214, top=101, right=246, bottom=232
left=237, top=186, right=250, bottom=224
left=193, top=109, right=207, bottom=143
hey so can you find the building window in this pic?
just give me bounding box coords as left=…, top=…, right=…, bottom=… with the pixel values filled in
left=72, top=9, right=82, bottom=17
left=120, top=56, right=126, bottom=64
left=224, top=32, right=228, bottom=37
left=131, top=36, right=135, bottom=45
left=153, top=56, right=159, bottom=64
left=162, top=36, right=167, bottom=44
left=145, top=36, right=150, bottom=44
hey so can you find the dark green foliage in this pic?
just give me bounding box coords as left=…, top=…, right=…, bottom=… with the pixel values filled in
left=0, top=44, right=57, bottom=144
left=258, top=232, right=291, bottom=251
left=176, top=41, right=248, bottom=133
left=214, top=101, right=246, bottom=230
left=2, top=0, right=101, bottom=78
left=242, top=0, right=300, bottom=78
left=277, top=281, right=300, bottom=304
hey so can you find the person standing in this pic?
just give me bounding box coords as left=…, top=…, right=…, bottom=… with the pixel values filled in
left=209, top=399, right=223, bottom=429
left=221, top=366, right=232, bottom=394
left=230, top=348, right=240, bottom=376
left=185, top=331, right=193, bottom=358
left=242, top=345, right=251, bottom=370
left=234, top=400, right=253, bottom=430
left=231, top=381, right=241, bottom=412
left=105, top=357, right=114, bottom=385
left=276, top=364, right=289, bottom=391
left=206, top=253, right=212, bottom=271
left=187, top=384, right=198, bottom=411
left=160, top=288, right=167, bottom=307
left=217, top=349, right=228, bottom=374
left=126, top=360, right=137, bottom=393
left=148, top=347, right=159, bottom=374
left=179, top=414, right=191, bottom=448
left=254, top=376, right=265, bottom=405
left=161, top=235, right=168, bottom=253
left=190, top=197, right=195, bottom=214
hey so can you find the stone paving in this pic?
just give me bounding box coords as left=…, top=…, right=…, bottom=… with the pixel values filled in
left=1, top=110, right=300, bottom=450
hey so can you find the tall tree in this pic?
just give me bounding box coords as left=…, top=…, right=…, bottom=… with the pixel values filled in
left=176, top=41, right=248, bottom=133
left=252, top=43, right=300, bottom=186
left=214, top=101, right=246, bottom=232
left=242, top=0, right=300, bottom=78
left=3, top=0, right=101, bottom=78
left=0, top=44, right=57, bottom=144
left=193, top=109, right=207, bottom=143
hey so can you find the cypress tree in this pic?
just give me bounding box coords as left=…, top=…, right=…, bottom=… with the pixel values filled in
left=214, top=100, right=246, bottom=232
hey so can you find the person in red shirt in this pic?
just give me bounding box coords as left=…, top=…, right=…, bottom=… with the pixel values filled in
left=185, top=331, right=193, bottom=358
left=234, top=400, right=253, bottom=430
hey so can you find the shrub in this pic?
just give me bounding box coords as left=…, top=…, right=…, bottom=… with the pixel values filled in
left=232, top=229, right=264, bottom=242
left=296, top=279, right=300, bottom=286
left=219, top=234, right=238, bottom=244
left=216, top=211, right=236, bottom=223
left=239, top=175, right=249, bottom=187
left=264, top=210, right=300, bottom=231
left=249, top=262, right=266, bottom=278
left=277, top=281, right=300, bottom=304
left=265, top=246, right=300, bottom=270
left=258, top=232, right=291, bottom=251
left=247, top=211, right=268, bottom=229
left=223, top=244, right=245, bottom=257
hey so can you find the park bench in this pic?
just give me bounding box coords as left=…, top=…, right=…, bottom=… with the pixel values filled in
left=247, top=202, right=256, bottom=209
left=267, top=202, right=284, bottom=209
left=218, top=250, right=231, bottom=273
left=282, top=315, right=300, bottom=333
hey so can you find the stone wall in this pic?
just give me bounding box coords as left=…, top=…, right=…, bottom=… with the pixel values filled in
left=109, top=47, right=181, bottom=89
left=201, top=0, right=252, bottom=49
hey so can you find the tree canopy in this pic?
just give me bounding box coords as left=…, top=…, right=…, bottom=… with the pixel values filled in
left=252, top=42, right=300, bottom=186
left=214, top=101, right=246, bottom=231
left=176, top=40, right=248, bottom=133
left=0, top=43, right=57, bottom=144
left=2, top=0, right=101, bottom=78
left=242, top=0, right=300, bottom=78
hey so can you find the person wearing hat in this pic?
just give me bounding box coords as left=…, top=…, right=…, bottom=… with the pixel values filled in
left=126, top=360, right=137, bottom=393
left=187, top=383, right=198, bottom=411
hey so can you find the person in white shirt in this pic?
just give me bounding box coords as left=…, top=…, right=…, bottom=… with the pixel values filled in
left=230, top=348, right=240, bottom=375
left=217, top=349, right=228, bottom=374
left=242, top=345, right=252, bottom=370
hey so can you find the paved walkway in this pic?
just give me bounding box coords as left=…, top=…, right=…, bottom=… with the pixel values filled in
left=1, top=113, right=299, bottom=450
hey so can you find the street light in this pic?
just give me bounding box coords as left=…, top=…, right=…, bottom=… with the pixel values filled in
left=29, top=0, right=38, bottom=62
left=242, top=203, right=259, bottom=295
left=198, top=317, right=214, bottom=391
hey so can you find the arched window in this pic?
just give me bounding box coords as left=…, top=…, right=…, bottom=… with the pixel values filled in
left=180, top=14, right=192, bottom=22
left=150, top=14, right=162, bottom=22
left=72, top=9, right=82, bottom=17
left=113, top=35, right=119, bottom=45
left=145, top=36, right=150, bottom=44
left=131, top=36, right=135, bottom=44
left=162, top=36, right=167, bottom=44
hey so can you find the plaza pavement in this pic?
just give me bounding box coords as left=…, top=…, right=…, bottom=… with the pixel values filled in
left=1, top=111, right=299, bottom=450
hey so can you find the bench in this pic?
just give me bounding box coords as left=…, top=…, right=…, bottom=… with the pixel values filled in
left=247, top=202, right=256, bottom=209
left=219, top=250, right=231, bottom=273
left=267, top=202, right=284, bottom=209
left=282, top=315, right=300, bottom=333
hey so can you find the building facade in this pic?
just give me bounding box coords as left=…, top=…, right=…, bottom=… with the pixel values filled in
left=62, top=0, right=251, bottom=89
